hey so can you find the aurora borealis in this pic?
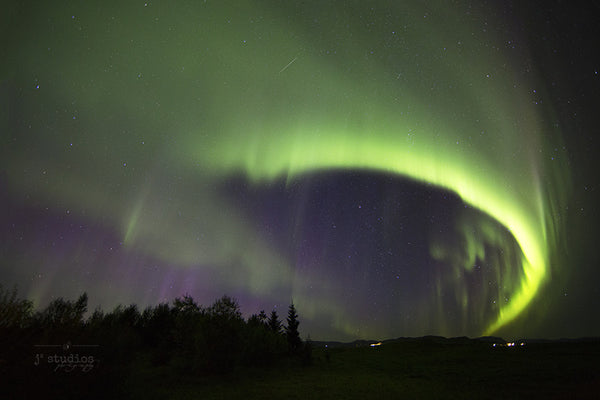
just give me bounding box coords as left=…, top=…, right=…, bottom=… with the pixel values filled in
left=1, top=1, right=598, bottom=340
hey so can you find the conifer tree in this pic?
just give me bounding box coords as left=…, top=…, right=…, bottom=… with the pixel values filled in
left=285, top=303, right=301, bottom=354
left=258, top=310, right=268, bottom=325
left=267, top=310, right=282, bottom=334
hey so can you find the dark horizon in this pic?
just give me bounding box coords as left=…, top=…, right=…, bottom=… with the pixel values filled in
left=4, top=285, right=599, bottom=344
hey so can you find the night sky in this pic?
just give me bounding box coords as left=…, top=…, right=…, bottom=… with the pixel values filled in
left=1, top=0, right=598, bottom=341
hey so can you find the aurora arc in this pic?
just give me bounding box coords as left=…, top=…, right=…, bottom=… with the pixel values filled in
left=1, top=0, right=569, bottom=337
left=181, top=1, right=567, bottom=335
left=203, top=122, right=549, bottom=335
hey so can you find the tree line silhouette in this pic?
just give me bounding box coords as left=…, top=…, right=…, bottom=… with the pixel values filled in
left=0, top=285, right=312, bottom=397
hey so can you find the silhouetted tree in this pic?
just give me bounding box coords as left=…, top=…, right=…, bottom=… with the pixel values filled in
left=258, top=310, right=268, bottom=325
left=247, top=313, right=262, bottom=327
left=114, top=304, right=141, bottom=327
left=0, top=285, right=33, bottom=329
left=84, top=306, right=105, bottom=341
left=92, top=304, right=143, bottom=364
left=87, top=307, right=104, bottom=326
left=207, top=295, right=242, bottom=320
left=171, top=294, right=206, bottom=372
left=285, top=303, right=302, bottom=355
left=243, top=309, right=287, bottom=367
left=201, top=295, right=244, bottom=373
left=268, top=310, right=282, bottom=334
left=0, top=285, right=35, bottom=366
left=142, top=303, right=173, bottom=336
left=173, top=294, right=201, bottom=315
left=139, top=302, right=175, bottom=365
left=33, top=292, right=88, bottom=345
left=139, top=303, right=173, bottom=347
left=37, top=292, right=88, bottom=328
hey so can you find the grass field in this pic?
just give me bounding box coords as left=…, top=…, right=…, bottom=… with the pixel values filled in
left=126, top=338, right=600, bottom=399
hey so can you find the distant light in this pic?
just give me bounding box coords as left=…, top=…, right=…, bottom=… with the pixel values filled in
left=370, top=342, right=382, bottom=347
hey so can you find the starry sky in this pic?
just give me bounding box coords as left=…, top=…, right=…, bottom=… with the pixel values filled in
left=1, top=0, right=599, bottom=341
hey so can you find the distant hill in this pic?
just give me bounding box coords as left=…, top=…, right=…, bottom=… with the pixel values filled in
left=311, top=335, right=600, bottom=348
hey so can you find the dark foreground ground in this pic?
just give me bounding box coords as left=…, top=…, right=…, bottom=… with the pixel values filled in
left=5, top=337, right=600, bottom=399
left=161, top=338, right=600, bottom=400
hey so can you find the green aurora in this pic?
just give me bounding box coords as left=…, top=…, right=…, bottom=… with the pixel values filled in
left=1, top=0, right=570, bottom=337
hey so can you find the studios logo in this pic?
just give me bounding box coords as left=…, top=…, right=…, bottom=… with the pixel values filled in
left=33, top=341, right=100, bottom=373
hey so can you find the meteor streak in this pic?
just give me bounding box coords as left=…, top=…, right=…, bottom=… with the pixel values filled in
left=279, top=57, right=298, bottom=74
